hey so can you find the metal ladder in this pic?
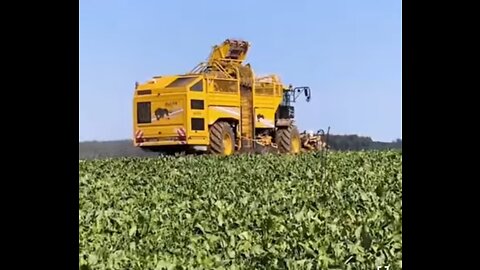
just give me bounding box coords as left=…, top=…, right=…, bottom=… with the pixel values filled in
left=240, top=85, right=254, bottom=149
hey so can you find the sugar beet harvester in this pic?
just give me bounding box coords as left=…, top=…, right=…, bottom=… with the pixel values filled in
left=133, top=39, right=313, bottom=156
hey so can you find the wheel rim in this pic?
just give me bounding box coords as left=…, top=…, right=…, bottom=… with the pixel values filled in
left=291, top=134, right=301, bottom=154
left=223, top=132, right=234, bottom=155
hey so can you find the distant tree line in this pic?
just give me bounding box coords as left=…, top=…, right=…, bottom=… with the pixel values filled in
left=327, top=135, right=402, bottom=151
left=79, top=140, right=158, bottom=160
left=79, top=135, right=401, bottom=159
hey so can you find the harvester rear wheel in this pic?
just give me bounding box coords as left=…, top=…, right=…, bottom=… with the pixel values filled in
left=276, top=125, right=301, bottom=154
left=209, top=121, right=235, bottom=156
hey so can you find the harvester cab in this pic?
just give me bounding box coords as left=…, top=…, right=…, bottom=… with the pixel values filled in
left=275, top=85, right=311, bottom=126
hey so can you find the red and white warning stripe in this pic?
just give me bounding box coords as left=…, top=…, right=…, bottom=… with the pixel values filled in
left=176, top=127, right=187, bottom=144
left=134, top=130, right=144, bottom=145
left=176, top=128, right=186, bottom=137
left=135, top=130, right=144, bottom=139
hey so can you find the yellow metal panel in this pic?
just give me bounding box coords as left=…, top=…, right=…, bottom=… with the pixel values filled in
left=187, top=138, right=209, bottom=145
left=151, top=101, right=185, bottom=125
left=207, top=106, right=240, bottom=125
left=139, top=125, right=184, bottom=138
left=207, top=94, right=240, bottom=107
left=187, top=78, right=208, bottom=138
left=136, top=75, right=200, bottom=92
left=133, top=91, right=188, bottom=147
left=135, top=94, right=187, bottom=126
left=136, top=140, right=187, bottom=147
left=253, top=96, right=282, bottom=109
left=254, top=108, right=276, bottom=128
left=136, top=76, right=176, bottom=90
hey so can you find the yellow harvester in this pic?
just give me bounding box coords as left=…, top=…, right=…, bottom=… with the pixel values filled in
left=133, top=39, right=311, bottom=155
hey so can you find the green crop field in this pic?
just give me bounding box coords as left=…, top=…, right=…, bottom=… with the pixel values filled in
left=79, top=151, right=402, bottom=270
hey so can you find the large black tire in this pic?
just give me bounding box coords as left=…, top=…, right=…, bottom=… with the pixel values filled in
left=209, top=121, right=235, bottom=155
left=276, top=125, right=301, bottom=154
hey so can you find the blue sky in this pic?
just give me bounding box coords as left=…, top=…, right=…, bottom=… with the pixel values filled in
left=80, top=0, right=401, bottom=142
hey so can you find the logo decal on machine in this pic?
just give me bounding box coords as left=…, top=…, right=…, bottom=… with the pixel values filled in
left=256, top=113, right=274, bottom=128
left=154, top=108, right=169, bottom=120
left=151, top=108, right=184, bottom=122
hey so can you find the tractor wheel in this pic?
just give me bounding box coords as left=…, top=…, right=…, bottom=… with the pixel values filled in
left=276, top=125, right=301, bottom=154
left=209, top=121, right=235, bottom=156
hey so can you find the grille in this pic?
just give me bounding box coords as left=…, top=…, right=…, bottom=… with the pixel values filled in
left=137, top=102, right=151, bottom=124
left=137, top=90, right=152, bottom=95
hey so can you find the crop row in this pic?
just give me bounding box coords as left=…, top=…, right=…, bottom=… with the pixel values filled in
left=79, top=151, right=402, bottom=270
